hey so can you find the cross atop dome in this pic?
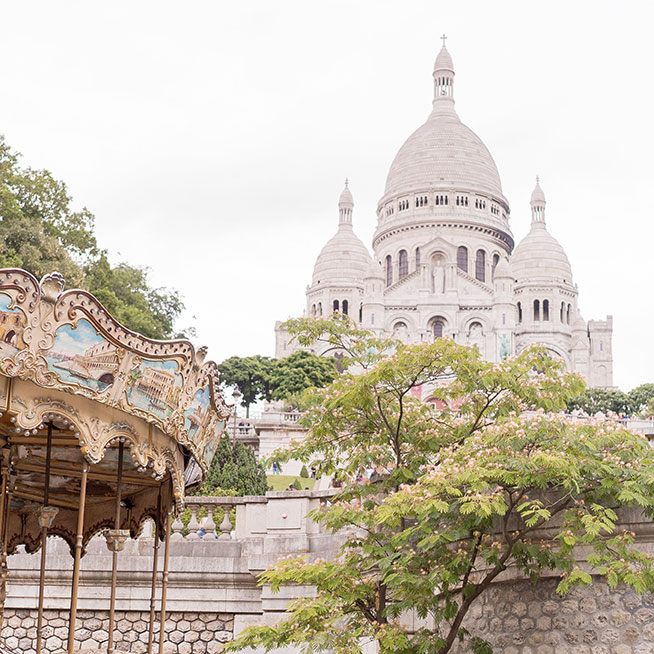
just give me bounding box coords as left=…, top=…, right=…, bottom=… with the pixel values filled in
left=441, top=33, right=447, bottom=47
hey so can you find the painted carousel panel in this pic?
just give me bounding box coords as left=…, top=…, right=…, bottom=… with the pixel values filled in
left=45, top=319, right=118, bottom=392
left=126, top=358, right=183, bottom=422
left=0, top=293, right=26, bottom=357
left=184, top=386, right=211, bottom=442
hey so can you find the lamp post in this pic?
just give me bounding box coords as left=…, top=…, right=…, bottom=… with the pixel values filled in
left=231, top=384, right=242, bottom=448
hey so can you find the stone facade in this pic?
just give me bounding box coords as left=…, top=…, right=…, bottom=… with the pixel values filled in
left=275, top=44, right=613, bottom=388
left=451, top=578, right=654, bottom=654
left=2, top=608, right=233, bottom=653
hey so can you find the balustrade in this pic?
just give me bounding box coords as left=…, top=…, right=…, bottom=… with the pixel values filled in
left=171, top=496, right=240, bottom=540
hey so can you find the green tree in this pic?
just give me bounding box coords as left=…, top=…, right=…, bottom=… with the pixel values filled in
left=566, top=388, right=630, bottom=415
left=628, top=383, right=654, bottom=416
left=0, top=135, right=184, bottom=339
left=228, top=317, right=654, bottom=654
left=217, top=355, right=276, bottom=417
left=202, top=435, right=267, bottom=496
left=269, top=350, right=338, bottom=401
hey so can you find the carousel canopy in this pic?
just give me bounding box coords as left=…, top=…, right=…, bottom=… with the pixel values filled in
left=0, top=268, right=230, bottom=554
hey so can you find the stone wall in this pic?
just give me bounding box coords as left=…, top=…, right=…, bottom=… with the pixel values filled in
left=2, top=609, right=234, bottom=654
left=451, top=578, right=654, bottom=654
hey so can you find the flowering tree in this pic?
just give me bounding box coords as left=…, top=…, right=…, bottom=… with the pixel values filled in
left=228, top=316, right=654, bottom=654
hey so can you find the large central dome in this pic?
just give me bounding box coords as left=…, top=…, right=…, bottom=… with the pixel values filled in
left=378, top=45, right=508, bottom=214
left=384, top=108, right=504, bottom=199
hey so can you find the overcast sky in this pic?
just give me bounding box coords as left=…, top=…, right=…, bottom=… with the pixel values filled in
left=2, top=1, right=653, bottom=392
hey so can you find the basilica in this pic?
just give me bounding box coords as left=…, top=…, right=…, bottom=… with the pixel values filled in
left=275, top=43, right=613, bottom=388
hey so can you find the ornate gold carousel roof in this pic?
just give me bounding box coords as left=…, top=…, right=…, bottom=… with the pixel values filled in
left=0, top=268, right=230, bottom=554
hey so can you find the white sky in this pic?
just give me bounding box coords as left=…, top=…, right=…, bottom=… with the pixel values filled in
left=2, top=1, right=653, bottom=392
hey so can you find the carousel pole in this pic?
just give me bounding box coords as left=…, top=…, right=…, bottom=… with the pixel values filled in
left=158, top=511, right=172, bottom=654
left=0, top=445, right=12, bottom=630
left=107, top=441, right=124, bottom=653
left=36, top=422, right=55, bottom=654
left=146, top=487, right=162, bottom=654
left=67, top=460, right=89, bottom=654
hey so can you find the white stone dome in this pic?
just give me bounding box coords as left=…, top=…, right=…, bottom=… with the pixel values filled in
left=364, top=258, right=384, bottom=279
left=384, top=109, right=504, bottom=199
left=312, top=226, right=372, bottom=286
left=511, top=222, right=573, bottom=284
left=311, top=182, right=372, bottom=287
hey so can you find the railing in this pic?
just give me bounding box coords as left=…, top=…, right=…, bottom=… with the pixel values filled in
left=250, top=411, right=302, bottom=427
left=168, top=490, right=339, bottom=542
left=172, top=496, right=239, bottom=541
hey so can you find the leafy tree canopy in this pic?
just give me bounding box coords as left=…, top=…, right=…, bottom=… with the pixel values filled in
left=201, top=434, right=267, bottom=496
left=566, top=388, right=630, bottom=416
left=228, top=316, right=654, bottom=654
left=217, top=351, right=338, bottom=415
left=269, top=350, right=338, bottom=401
left=0, top=135, right=183, bottom=339
left=217, top=355, right=276, bottom=417
left=568, top=383, right=654, bottom=417
left=628, top=383, right=654, bottom=415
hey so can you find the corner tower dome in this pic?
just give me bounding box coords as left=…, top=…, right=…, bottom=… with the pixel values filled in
left=512, top=179, right=573, bottom=284
left=311, top=181, right=372, bottom=287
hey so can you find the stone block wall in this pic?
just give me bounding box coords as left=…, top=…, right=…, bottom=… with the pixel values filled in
left=451, top=578, right=654, bottom=654
left=2, top=609, right=234, bottom=654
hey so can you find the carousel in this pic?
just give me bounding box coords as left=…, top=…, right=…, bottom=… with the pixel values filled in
left=0, top=269, right=231, bottom=653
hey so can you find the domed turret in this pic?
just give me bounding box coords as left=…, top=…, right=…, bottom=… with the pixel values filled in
left=364, top=258, right=384, bottom=280
left=311, top=181, right=372, bottom=287
left=512, top=179, right=573, bottom=284
left=493, top=256, right=512, bottom=279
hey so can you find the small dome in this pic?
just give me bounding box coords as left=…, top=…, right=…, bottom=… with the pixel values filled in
left=494, top=256, right=512, bottom=279
left=312, top=228, right=372, bottom=287
left=434, top=45, right=454, bottom=72
left=365, top=259, right=384, bottom=279
left=511, top=222, right=573, bottom=284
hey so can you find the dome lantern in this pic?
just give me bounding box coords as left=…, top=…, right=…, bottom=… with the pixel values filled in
left=338, top=178, right=354, bottom=227
left=530, top=176, right=546, bottom=224
left=433, top=35, right=454, bottom=104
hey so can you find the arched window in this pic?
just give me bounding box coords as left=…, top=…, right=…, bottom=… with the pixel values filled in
left=398, top=250, right=408, bottom=279
left=415, top=247, right=421, bottom=269
left=492, top=253, right=500, bottom=278
left=567, top=303, right=571, bottom=324
left=342, top=299, right=349, bottom=315
left=533, top=299, right=540, bottom=321
left=385, top=255, right=393, bottom=287
left=333, top=299, right=339, bottom=313
left=560, top=301, right=565, bottom=322
left=517, top=302, right=522, bottom=323
left=311, top=304, right=316, bottom=316
left=432, top=319, right=445, bottom=340
left=475, top=250, right=486, bottom=282
left=457, top=246, right=468, bottom=272
left=317, top=302, right=322, bottom=316
left=543, top=299, right=550, bottom=321
left=359, top=303, right=363, bottom=323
